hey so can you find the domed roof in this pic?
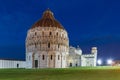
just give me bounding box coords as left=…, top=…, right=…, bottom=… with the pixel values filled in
left=31, top=9, right=64, bottom=29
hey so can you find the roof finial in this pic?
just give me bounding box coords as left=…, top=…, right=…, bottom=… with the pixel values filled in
left=47, top=8, right=51, bottom=11
left=47, top=8, right=50, bottom=10
left=44, top=8, right=53, bottom=15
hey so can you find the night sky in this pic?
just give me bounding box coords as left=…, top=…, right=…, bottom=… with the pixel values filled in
left=0, top=0, right=120, bottom=62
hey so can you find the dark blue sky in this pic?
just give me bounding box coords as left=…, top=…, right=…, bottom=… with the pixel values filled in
left=0, top=0, right=120, bottom=61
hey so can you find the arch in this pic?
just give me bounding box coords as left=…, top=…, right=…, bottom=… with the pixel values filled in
left=76, top=63, right=78, bottom=67
left=49, top=32, right=52, bottom=36
left=70, top=63, right=72, bottom=67
left=51, top=55, right=53, bottom=60
left=48, top=43, right=50, bottom=48
left=58, top=55, right=60, bottom=60
left=17, top=64, right=19, bottom=68
left=42, top=55, right=45, bottom=60
left=58, top=44, right=60, bottom=48
left=35, top=60, right=38, bottom=68
left=35, top=32, right=37, bottom=35
left=56, top=32, right=58, bottom=36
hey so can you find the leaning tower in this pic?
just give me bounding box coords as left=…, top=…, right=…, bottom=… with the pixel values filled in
left=25, top=9, right=69, bottom=68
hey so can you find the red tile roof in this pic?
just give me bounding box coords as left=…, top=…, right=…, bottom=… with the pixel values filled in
left=31, top=9, right=64, bottom=29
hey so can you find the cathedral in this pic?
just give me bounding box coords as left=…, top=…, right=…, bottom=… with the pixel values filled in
left=25, top=9, right=97, bottom=68
left=67, top=46, right=97, bottom=67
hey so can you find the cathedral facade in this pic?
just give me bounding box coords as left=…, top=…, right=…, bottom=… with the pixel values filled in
left=26, top=9, right=69, bottom=68
left=67, top=46, right=97, bottom=67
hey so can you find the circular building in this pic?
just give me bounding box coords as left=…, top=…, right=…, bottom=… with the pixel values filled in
left=26, top=9, right=69, bottom=68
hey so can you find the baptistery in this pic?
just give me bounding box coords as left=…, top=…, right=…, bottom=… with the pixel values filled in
left=26, top=9, right=69, bottom=68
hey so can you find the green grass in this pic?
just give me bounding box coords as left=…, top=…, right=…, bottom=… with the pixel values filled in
left=0, top=66, right=120, bottom=80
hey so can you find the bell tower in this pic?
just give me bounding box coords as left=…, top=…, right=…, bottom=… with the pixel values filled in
left=91, top=47, right=97, bottom=66
left=91, top=47, right=97, bottom=54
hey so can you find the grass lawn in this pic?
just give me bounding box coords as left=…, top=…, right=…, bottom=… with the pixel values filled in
left=0, top=66, right=120, bottom=80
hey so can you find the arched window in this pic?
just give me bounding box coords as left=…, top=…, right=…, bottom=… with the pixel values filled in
left=48, top=43, right=50, bottom=48
left=35, top=32, right=37, bottom=35
left=58, top=44, right=60, bottom=48
left=58, top=55, right=60, bottom=60
left=49, top=32, right=52, bottom=36
left=42, top=55, right=45, bottom=60
left=51, top=55, right=53, bottom=60
left=56, top=32, right=58, bottom=36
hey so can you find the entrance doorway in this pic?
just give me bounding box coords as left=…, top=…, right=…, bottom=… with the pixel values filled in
left=17, top=64, right=19, bottom=68
left=35, top=60, right=38, bottom=68
left=76, top=63, right=78, bottom=67
left=70, top=63, right=72, bottom=67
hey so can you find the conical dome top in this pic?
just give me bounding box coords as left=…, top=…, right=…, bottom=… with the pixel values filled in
left=31, top=9, right=64, bottom=29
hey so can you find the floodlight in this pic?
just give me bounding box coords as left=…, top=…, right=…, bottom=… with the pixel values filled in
left=97, top=59, right=102, bottom=65
left=107, top=59, right=113, bottom=64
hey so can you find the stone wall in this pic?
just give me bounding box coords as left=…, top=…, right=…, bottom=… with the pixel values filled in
left=26, top=27, right=69, bottom=68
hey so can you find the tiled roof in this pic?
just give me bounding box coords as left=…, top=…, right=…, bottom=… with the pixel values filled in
left=31, top=9, right=64, bottom=29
